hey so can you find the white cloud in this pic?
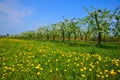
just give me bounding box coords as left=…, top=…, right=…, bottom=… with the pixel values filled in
left=0, top=0, right=33, bottom=27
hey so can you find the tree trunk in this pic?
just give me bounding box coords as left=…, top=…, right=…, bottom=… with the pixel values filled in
left=68, top=33, right=71, bottom=41
left=53, top=34, right=55, bottom=41
left=47, top=34, right=49, bottom=41
left=62, top=31, right=65, bottom=42
left=80, top=32, right=83, bottom=41
left=95, top=14, right=102, bottom=45
left=74, top=32, right=76, bottom=43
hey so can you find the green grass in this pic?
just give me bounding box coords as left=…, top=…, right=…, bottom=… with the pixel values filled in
left=0, top=38, right=120, bottom=80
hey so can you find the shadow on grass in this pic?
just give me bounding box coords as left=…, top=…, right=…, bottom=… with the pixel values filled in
left=96, top=44, right=120, bottom=49
left=42, top=40, right=120, bottom=50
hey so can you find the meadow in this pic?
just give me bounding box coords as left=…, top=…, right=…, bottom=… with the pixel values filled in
left=0, top=38, right=120, bottom=80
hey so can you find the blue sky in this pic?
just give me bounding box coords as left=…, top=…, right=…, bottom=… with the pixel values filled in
left=0, top=0, right=120, bottom=35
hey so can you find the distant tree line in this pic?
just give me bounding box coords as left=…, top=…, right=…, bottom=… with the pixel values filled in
left=10, top=7, right=120, bottom=45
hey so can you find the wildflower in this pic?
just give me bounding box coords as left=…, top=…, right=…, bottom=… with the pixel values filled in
left=97, top=74, right=100, bottom=78
left=40, top=67, right=43, bottom=71
left=80, top=68, right=84, bottom=72
left=4, top=66, right=8, bottom=69
left=56, top=59, right=59, bottom=62
left=100, top=72, right=102, bottom=75
left=31, top=64, right=34, bottom=66
left=11, top=68, right=15, bottom=72
left=35, top=64, right=41, bottom=69
left=59, top=75, right=62, bottom=77
left=101, top=75, right=105, bottom=78
left=80, top=62, right=84, bottom=65
left=66, top=59, right=70, bottom=63
left=118, top=70, right=120, bottom=73
left=105, top=74, right=109, bottom=77
left=98, top=56, right=102, bottom=61
left=56, top=68, right=58, bottom=71
left=37, top=72, right=40, bottom=75
left=73, top=69, right=75, bottom=72
left=48, top=59, right=50, bottom=62
left=50, top=69, right=52, bottom=73
left=115, top=63, right=119, bottom=66
left=64, top=69, right=67, bottom=72
left=3, top=63, right=6, bottom=65
left=89, top=68, right=92, bottom=72
left=3, top=69, right=6, bottom=72
left=83, top=67, right=86, bottom=70
left=104, top=70, right=108, bottom=73
left=45, top=63, right=48, bottom=65
left=76, top=64, right=79, bottom=66
left=110, top=69, right=116, bottom=75
left=81, top=74, right=86, bottom=77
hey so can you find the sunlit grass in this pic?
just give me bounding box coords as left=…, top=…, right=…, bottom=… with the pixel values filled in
left=0, top=38, right=120, bottom=80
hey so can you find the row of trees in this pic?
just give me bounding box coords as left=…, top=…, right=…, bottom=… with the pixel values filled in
left=12, top=7, right=120, bottom=45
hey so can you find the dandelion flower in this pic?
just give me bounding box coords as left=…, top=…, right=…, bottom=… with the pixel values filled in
left=105, top=74, right=109, bottom=77
left=64, top=69, right=67, bottom=72
left=37, top=72, right=40, bottom=75
left=97, top=74, right=100, bottom=78
left=59, top=75, right=62, bottom=77
left=118, top=70, right=120, bottom=73
left=80, top=68, right=84, bottom=72
left=83, top=67, right=86, bottom=70
left=81, top=74, right=86, bottom=77
left=89, top=68, right=92, bottom=72
left=56, top=68, right=58, bottom=71
left=110, top=69, right=116, bottom=75
left=50, top=69, right=52, bottom=73
left=40, top=67, right=43, bottom=71
left=104, top=70, right=108, bottom=73
left=101, top=75, right=105, bottom=78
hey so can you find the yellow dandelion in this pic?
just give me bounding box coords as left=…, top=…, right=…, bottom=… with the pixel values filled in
left=40, top=67, right=43, bottom=71
left=35, top=64, right=41, bottom=69
left=83, top=67, right=87, bottom=70
left=56, top=68, right=59, bottom=71
left=76, top=64, right=79, bottom=66
left=37, top=72, right=40, bottom=75
left=115, top=63, right=119, bottom=66
left=80, top=68, right=84, bottom=72
left=3, top=69, right=6, bottom=72
left=101, top=75, right=105, bottom=78
left=104, top=70, right=108, bottom=73
left=45, top=63, right=48, bottom=65
left=81, top=74, right=86, bottom=77
left=66, top=59, right=70, bottom=63
left=110, top=69, right=116, bottom=75
left=100, top=72, right=102, bottom=75
left=64, top=69, right=67, bottom=72
left=31, top=64, right=34, bottom=66
left=8, top=67, right=12, bottom=70
left=50, top=69, right=52, bottom=73
left=98, top=56, right=102, bottom=61
left=56, top=59, right=59, bottom=62
left=2, top=76, right=5, bottom=79
left=11, top=68, right=14, bottom=72
left=118, top=70, right=120, bottom=73
left=105, top=74, right=109, bottom=77
left=59, top=74, right=62, bottom=77
left=97, top=74, right=100, bottom=78
left=89, top=68, right=92, bottom=72
left=4, top=66, right=8, bottom=69
left=48, top=59, right=50, bottom=62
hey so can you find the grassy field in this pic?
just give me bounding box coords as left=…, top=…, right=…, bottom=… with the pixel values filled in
left=0, top=38, right=120, bottom=80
